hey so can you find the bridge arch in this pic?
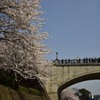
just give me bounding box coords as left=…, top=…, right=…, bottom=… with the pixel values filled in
left=58, top=72, right=100, bottom=100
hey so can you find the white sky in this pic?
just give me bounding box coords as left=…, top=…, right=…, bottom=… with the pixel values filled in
left=70, top=80, right=100, bottom=95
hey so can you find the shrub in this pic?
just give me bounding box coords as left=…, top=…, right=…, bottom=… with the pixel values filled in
left=19, top=86, right=42, bottom=96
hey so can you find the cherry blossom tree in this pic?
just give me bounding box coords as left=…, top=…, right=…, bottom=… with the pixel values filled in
left=61, top=88, right=80, bottom=100
left=0, top=0, right=51, bottom=80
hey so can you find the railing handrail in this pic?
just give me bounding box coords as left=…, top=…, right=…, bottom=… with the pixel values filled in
left=53, top=57, right=100, bottom=65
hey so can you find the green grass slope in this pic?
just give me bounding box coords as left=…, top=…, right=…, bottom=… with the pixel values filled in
left=0, top=85, right=47, bottom=100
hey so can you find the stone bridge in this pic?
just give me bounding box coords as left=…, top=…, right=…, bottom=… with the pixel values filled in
left=45, top=56, right=100, bottom=100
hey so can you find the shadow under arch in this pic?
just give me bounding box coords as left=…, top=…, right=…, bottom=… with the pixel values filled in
left=58, top=72, right=100, bottom=100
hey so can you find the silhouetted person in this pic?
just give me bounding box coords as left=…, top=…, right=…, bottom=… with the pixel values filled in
left=68, top=59, right=70, bottom=63
left=61, top=59, right=64, bottom=64
left=83, top=58, right=85, bottom=63
left=86, top=57, right=88, bottom=63
left=89, top=58, right=91, bottom=63
left=65, top=59, right=68, bottom=64
left=98, top=57, right=100, bottom=63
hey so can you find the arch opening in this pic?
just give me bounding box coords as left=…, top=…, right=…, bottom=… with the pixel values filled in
left=58, top=72, right=100, bottom=100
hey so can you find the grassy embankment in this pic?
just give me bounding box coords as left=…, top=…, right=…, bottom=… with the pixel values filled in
left=0, top=69, right=49, bottom=100
left=0, top=85, right=47, bottom=100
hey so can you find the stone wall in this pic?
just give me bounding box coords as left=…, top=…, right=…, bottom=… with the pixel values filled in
left=45, top=64, right=100, bottom=100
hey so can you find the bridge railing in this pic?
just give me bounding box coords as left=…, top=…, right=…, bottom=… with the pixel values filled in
left=53, top=57, right=100, bottom=65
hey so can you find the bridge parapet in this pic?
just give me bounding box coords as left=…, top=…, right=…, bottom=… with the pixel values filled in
left=53, top=57, right=100, bottom=66
left=46, top=56, right=100, bottom=100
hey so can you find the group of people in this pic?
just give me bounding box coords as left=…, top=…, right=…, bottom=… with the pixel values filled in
left=54, top=57, right=100, bottom=64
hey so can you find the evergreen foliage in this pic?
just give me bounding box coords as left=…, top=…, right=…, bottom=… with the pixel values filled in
left=0, top=69, right=18, bottom=89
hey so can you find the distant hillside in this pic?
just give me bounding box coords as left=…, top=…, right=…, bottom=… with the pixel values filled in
left=0, top=85, right=48, bottom=100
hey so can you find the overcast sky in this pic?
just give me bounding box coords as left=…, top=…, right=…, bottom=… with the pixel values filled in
left=41, top=0, right=100, bottom=95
